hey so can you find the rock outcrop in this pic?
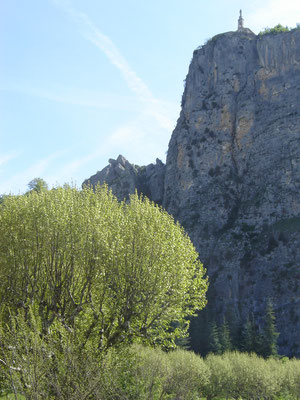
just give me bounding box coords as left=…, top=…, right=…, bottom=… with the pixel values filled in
left=83, top=155, right=165, bottom=204
left=83, top=28, right=300, bottom=356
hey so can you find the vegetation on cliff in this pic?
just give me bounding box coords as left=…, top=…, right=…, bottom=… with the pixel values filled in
left=259, top=23, right=300, bottom=35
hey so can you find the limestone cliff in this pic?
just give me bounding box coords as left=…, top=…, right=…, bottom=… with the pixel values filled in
left=82, top=155, right=165, bottom=204
left=83, top=29, right=300, bottom=356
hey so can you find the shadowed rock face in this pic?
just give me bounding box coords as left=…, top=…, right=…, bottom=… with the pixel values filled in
left=82, top=155, right=139, bottom=201
left=163, top=29, right=300, bottom=356
left=83, top=29, right=300, bottom=356
left=82, top=155, right=165, bottom=204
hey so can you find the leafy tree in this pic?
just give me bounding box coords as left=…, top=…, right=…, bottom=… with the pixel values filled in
left=261, top=299, right=279, bottom=357
left=27, top=177, right=48, bottom=193
left=174, top=320, right=191, bottom=349
left=0, top=185, right=207, bottom=351
left=0, top=308, right=52, bottom=399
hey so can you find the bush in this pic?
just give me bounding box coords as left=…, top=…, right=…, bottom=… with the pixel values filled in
left=163, top=349, right=209, bottom=399
left=203, top=352, right=288, bottom=399
left=279, top=358, right=300, bottom=399
left=225, top=352, right=281, bottom=399
left=130, top=344, right=169, bottom=399
left=2, top=340, right=300, bottom=399
left=203, top=353, right=234, bottom=399
left=128, top=345, right=210, bottom=400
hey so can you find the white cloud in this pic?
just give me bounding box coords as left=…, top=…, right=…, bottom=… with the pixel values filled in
left=0, top=0, right=180, bottom=193
left=52, top=0, right=153, bottom=101
left=0, top=152, right=19, bottom=168
left=248, top=0, right=300, bottom=33
left=44, top=109, right=176, bottom=186
left=0, top=83, right=142, bottom=112
left=39, top=0, right=179, bottom=187
left=51, top=0, right=175, bottom=132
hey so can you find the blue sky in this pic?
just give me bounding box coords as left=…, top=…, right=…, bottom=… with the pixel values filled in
left=1, top=0, right=299, bottom=193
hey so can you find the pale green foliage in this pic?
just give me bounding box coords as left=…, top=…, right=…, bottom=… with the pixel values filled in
left=280, top=358, right=300, bottom=399
left=0, top=185, right=207, bottom=351
left=225, top=352, right=282, bottom=399
left=0, top=309, right=138, bottom=399
left=163, top=348, right=209, bottom=399
left=203, top=353, right=234, bottom=399
left=106, top=344, right=210, bottom=400
left=110, top=347, right=300, bottom=400
left=0, top=309, right=52, bottom=399
left=203, top=351, right=288, bottom=400
left=1, top=331, right=300, bottom=399
left=130, top=344, right=169, bottom=399
left=0, top=195, right=7, bottom=205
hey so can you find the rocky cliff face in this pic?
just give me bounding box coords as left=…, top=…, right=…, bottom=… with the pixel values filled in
left=84, top=29, right=300, bottom=356
left=83, top=155, right=165, bottom=204
left=164, top=29, right=300, bottom=356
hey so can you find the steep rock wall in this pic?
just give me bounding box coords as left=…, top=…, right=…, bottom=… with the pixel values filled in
left=83, top=29, right=300, bottom=356
left=163, top=29, right=300, bottom=356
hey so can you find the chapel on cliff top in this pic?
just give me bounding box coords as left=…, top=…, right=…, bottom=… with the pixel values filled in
left=238, top=10, right=244, bottom=31
left=237, top=10, right=254, bottom=34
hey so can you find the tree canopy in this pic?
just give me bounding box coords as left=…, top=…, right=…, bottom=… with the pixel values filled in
left=0, top=185, right=207, bottom=350
left=26, top=177, right=48, bottom=193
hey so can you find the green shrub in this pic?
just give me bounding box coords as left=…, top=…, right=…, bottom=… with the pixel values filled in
left=225, top=352, right=282, bottom=399
left=129, top=345, right=210, bottom=400
left=2, top=338, right=300, bottom=399
left=203, top=352, right=287, bottom=399
left=203, top=353, right=234, bottom=399
left=163, top=349, right=209, bottom=399
left=279, top=358, right=300, bottom=399
left=130, top=344, right=169, bottom=400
